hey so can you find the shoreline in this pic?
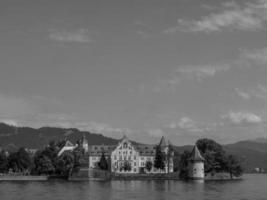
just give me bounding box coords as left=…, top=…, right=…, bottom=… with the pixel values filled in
left=0, top=173, right=246, bottom=181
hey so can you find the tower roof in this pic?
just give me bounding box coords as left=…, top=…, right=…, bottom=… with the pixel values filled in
left=190, top=145, right=205, bottom=161
left=159, top=136, right=167, bottom=147
left=82, top=133, right=88, bottom=143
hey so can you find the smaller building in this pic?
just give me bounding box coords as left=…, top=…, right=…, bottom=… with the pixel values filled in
left=188, top=145, right=205, bottom=179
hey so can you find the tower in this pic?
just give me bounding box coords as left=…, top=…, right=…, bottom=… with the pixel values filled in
left=158, top=136, right=168, bottom=154
left=82, top=134, right=88, bottom=153
left=189, top=145, right=205, bottom=179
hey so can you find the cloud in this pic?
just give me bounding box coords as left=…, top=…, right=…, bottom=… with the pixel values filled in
left=49, top=29, right=93, bottom=43
left=166, top=117, right=217, bottom=133
left=1, top=119, right=18, bottom=126
left=236, top=85, right=267, bottom=101
left=176, top=64, right=230, bottom=80
left=222, top=111, right=263, bottom=125
left=152, top=64, right=230, bottom=93
left=164, top=0, right=267, bottom=34
left=239, top=48, right=267, bottom=66
left=235, top=88, right=251, bottom=100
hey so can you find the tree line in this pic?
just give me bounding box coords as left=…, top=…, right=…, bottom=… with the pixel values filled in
left=0, top=140, right=84, bottom=177
left=178, top=138, right=243, bottom=179
left=0, top=138, right=243, bottom=178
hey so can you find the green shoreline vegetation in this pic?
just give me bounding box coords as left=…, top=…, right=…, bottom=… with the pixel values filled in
left=0, top=138, right=243, bottom=180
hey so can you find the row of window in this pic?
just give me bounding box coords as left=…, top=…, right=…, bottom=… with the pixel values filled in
left=118, top=150, right=133, bottom=155
left=113, top=155, right=137, bottom=160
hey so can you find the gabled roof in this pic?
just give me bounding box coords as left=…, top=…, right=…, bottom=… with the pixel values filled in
left=190, top=145, right=205, bottom=162
left=159, top=136, right=167, bottom=147
left=65, top=140, right=74, bottom=147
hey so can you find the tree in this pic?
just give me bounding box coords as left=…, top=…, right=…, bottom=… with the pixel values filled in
left=0, top=150, right=9, bottom=173
left=196, top=138, right=223, bottom=154
left=8, top=148, right=32, bottom=173
left=154, top=145, right=165, bottom=171
left=33, top=153, right=55, bottom=175
left=178, top=150, right=191, bottom=180
left=227, top=155, right=243, bottom=178
left=55, top=151, right=74, bottom=176
left=196, top=138, right=227, bottom=173
left=145, top=161, right=153, bottom=172
left=173, top=151, right=181, bottom=172
left=72, top=146, right=84, bottom=173
left=98, top=152, right=109, bottom=171
left=196, top=138, right=243, bottom=177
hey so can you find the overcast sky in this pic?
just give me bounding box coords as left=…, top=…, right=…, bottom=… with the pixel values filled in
left=1, top=0, right=267, bottom=145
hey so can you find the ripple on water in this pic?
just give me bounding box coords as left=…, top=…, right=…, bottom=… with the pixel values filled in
left=0, top=174, right=266, bottom=200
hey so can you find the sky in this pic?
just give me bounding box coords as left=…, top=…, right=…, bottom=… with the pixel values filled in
left=1, top=0, right=267, bottom=145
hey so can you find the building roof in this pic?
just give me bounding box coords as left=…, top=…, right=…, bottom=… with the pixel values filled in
left=159, top=136, right=167, bottom=147
left=135, top=144, right=156, bottom=156
left=190, top=145, right=205, bottom=162
left=63, top=140, right=74, bottom=147
left=88, top=145, right=116, bottom=156
left=88, top=136, right=172, bottom=157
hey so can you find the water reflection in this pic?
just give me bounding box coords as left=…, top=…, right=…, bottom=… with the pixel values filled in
left=0, top=175, right=266, bottom=200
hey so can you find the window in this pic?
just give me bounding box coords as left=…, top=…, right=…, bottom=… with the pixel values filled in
left=128, top=156, right=131, bottom=160
left=134, top=156, right=136, bottom=160
left=134, top=168, right=136, bottom=172
left=119, top=156, right=122, bottom=160
left=114, top=156, right=117, bottom=160
left=141, top=157, right=144, bottom=160
left=134, top=162, right=136, bottom=166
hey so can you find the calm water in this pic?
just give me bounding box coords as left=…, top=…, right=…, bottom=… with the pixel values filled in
left=0, top=174, right=266, bottom=200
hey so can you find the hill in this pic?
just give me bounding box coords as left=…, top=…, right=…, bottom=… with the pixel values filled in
left=224, top=140, right=267, bottom=172
left=0, top=123, right=118, bottom=150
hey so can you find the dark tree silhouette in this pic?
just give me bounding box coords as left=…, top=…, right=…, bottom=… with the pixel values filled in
left=8, top=148, right=32, bottom=173
left=154, top=145, right=165, bottom=170
left=145, top=161, right=153, bottom=172
left=33, top=153, right=55, bottom=175
left=0, top=150, right=9, bottom=173
left=98, top=152, right=109, bottom=171
left=178, top=150, right=191, bottom=180
left=196, top=138, right=243, bottom=177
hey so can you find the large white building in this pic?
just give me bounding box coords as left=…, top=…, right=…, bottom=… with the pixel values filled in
left=88, top=135, right=174, bottom=174
left=58, top=135, right=174, bottom=174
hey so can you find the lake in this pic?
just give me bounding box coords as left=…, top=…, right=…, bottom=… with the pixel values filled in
left=0, top=174, right=266, bottom=200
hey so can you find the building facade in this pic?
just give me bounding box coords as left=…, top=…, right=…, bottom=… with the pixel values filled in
left=88, top=135, right=174, bottom=174
left=58, top=135, right=174, bottom=174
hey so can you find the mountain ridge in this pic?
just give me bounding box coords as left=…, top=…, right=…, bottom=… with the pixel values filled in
left=0, top=122, right=267, bottom=172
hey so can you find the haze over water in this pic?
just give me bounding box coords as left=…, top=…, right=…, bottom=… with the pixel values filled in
left=0, top=174, right=265, bottom=200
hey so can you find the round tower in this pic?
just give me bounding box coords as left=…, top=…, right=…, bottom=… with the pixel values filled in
left=189, top=145, right=205, bottom=180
